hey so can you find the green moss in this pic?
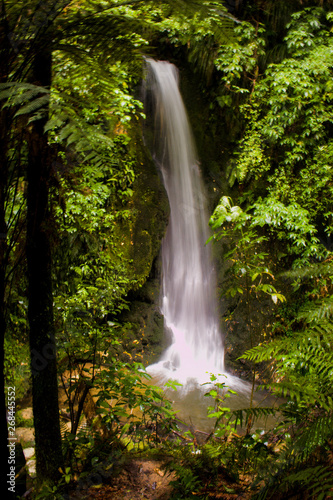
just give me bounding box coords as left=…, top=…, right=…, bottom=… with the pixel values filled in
left=16, top=410, right=34, bottom=428
left=111, top=129, right=169, bottom=287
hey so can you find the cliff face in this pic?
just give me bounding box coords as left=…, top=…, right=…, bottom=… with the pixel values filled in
left=113, top=126, right=170, bottom=365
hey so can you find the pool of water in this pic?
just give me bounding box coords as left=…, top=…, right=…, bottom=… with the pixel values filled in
left=150, top=371, right=282, bottom=434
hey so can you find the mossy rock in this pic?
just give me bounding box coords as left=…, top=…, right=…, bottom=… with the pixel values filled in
left=111, top=127, right=169, bottom=362
left=118, top=274, right=169, bottom=366
left=111, top=129, right=169, bottom=288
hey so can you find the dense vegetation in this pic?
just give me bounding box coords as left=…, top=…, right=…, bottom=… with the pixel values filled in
left=1, top=0, right=333, bottom=498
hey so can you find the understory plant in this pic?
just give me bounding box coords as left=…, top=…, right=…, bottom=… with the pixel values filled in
left=208, top=196, right=333, bottom=498
left=56, top=309, right=179, bottom=467
left=240, top=260, right=333, bottom=499
left=209, top=196, right=285, bottom=306
left=162, top=374, right=275, bottom=499
left=209, top=196, right=285, bottom=422
left=163, top=257, right=333, bottom=499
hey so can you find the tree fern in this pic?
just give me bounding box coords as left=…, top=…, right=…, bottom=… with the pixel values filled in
left=0, top=83, right=49, bottom=104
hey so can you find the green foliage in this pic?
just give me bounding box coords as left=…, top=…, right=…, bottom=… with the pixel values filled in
left=156, top=3, right=236, bottom=77
left=209, top=196, right=285, bottom=305
left=93, top=363, right=178, bottom=441
left=0, top=83, right=50, bottom=121
left=163, top=439, right=239, bottom=499
left=222, top=7, right=333, bottom=269
left=203, top=373, right=238, bottom=439
left=208, top=195, right=332, bottom=499
left=214, top=20, right=266, bottom=93
left=251, top=197, right=324, bottom=267
left=3, top=1, right=333, bottom=498
left=0, top=45, right=146, bottom=408
left=60, top=357, right=179, bottom=465
left=162, top=374, right=273, bottom=498
left=166, top=4, right=333, bottom=498
left=4, top=337, right=30, bottom=400
left=15, top=409, right=34, bottom=428
left=241, top=260, right=333, bottom=498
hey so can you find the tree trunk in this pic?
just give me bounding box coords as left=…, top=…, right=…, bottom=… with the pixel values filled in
left=0, top=113, right=10, bottom=494
left=26, top=50, right=63, bottom=484
left=1, top=6, right=13, bottom=489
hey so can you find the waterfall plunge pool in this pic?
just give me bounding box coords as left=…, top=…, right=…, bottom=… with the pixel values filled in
left=147, top=370, right=282, bottom=435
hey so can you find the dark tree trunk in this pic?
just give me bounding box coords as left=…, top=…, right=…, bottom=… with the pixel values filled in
left=1, top=4, right=13, bottom=488
left=0, top=112, right=10, bottom=492
left=26, top=50, right=63, bottom=483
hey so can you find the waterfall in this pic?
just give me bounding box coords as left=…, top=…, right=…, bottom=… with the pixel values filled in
left=144, top=59, right=227, bottom=389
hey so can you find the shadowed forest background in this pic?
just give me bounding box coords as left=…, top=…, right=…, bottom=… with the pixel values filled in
left=1, top=0, right=333, bottom=498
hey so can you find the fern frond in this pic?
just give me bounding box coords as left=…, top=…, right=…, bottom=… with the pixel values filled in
left=254, top=463, right=333, bottom=500
left=45, top=104, right=118, bottom=174
left=231, top=406, right=277, bottom=430
left=282, top=259, right=333, bottom=282
left=242, top=322, right=333, bottom=413
left=0, top=83, right=50, bottom=106
left=267, top=379, right=321, bottom=405
left=242, top=326, right=333, bottom=368
left=284, top=465, right=333, bottom=500
left=15, top=94, right=50, bottom=117
left=293, top=411, right=333, bottom=457
left=0, top=82, right=50, bottom=124
left=298, top=299, right=333, bottom=323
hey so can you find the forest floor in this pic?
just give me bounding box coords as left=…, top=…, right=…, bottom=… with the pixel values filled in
left=68, top=457, right=253, bottom=500
left=17, top=397, right=255, bottom=500
left=70, top=458, right=175, bottom=499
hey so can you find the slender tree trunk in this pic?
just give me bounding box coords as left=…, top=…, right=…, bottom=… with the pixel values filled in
left=26, top=49, right=63, bottom=484
left=0, top=112, right=10, bottom=491
left=1, top=3, right=12, bottom=487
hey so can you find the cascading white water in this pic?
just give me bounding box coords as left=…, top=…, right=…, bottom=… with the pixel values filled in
left=144, top=59, right=226, bottom=388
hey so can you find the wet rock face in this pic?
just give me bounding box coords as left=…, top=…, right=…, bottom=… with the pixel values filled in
left=111, top=127, right=169, bottom=287
left=129, top=149, right=169, bottom=281
left=117, top=255, right=172, bottom=367
left=115, top=129, right=169, bottom=364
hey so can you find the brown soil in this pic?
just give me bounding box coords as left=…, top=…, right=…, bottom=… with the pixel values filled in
left=70, top=459, right=175, bottom=499
left=69, top=458, right=253, bottom=500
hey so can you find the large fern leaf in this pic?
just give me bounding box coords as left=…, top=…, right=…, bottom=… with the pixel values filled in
left=0, top=82, right=50, bottom=123
left=245, top=260, right=333, bottom=498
